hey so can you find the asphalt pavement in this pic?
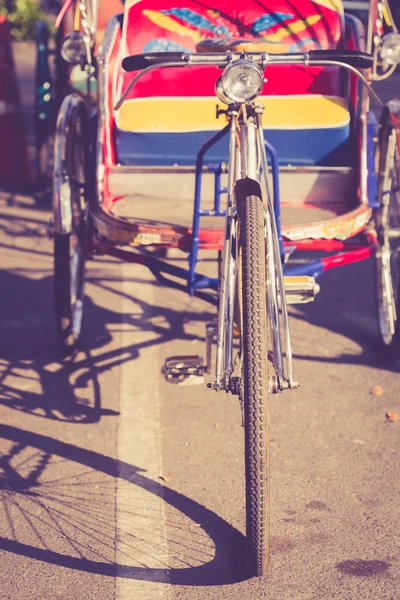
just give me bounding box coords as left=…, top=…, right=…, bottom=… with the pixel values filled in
left=1, top=43, right=400, bottom=600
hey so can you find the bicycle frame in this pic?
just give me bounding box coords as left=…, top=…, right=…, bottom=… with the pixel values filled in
left=212, top=102, right=295, bottom=394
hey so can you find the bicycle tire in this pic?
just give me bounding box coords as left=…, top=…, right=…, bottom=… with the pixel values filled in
left=237, top=180, right=270, bottom=577
left=54, top=111, right=87, bottom=356
left=374, top=115, right=400, bottom=360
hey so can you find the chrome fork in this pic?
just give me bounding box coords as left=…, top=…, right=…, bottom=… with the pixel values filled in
left=213, top=103, right=297, bottom=393
left=255, top=108, right=297, bottom=390
left=215, top=111, right=238, bottom=387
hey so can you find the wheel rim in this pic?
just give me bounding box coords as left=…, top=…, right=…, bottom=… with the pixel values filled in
left=70, top=224, right=86, bottom=339
left=69, top=117, right=87, bottom=342
left=376, top=131, right=400, bottom=345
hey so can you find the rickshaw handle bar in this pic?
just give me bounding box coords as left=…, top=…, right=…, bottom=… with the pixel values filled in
left=115, top=50, right=381, bottom=111
left=122, top=49, right=373, bottom=72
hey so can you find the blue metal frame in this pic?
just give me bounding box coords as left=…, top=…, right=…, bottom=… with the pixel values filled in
left=188, top=126, right=284, bottom=295
left=264, top=140, right=284, bottom=258
left=189, top=124, right=230, bottom=295
left=186, top=113, right=372, bottom=292
left=283, top=260, right=325, bottom=279
left=367, top=111, right=379, bottom=209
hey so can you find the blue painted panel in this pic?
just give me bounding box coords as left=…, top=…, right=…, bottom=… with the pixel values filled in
left=283, top=260, right=325, bottom=279
left=115, top=124, right=353, bottom=167
left=367, top=111, right=379, bottom=209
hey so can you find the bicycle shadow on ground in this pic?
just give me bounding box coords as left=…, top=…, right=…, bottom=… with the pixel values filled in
left=0, top=424, right=247, bottom=586
left=0, top=260, right=215, bottom=423
left=0, top=267, right=112, bottom=423
left=0, top=200, right=215, bottom=418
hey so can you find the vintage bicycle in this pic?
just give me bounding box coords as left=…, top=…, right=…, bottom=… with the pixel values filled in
left=51, top=0, right=400, bottom=576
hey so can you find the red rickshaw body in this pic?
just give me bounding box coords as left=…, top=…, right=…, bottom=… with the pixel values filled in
left=96, top=0, right=374, bottom=245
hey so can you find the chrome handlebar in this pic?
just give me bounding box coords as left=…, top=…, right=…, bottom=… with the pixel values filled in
left=122, top=49, right=374, bottom=72
left=114, top=50, right=381, bottom=111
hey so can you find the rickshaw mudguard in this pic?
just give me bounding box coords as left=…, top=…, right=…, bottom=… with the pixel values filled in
left=53, top=93, right=91, bottom=235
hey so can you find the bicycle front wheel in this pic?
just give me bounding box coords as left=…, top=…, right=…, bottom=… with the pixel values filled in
left=54, top=107, right=88, bottom=356
left=237, top=179, right=270, bottom=577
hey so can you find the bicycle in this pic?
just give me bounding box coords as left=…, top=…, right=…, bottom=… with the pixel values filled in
left=51, top=0, right=400, bottom=577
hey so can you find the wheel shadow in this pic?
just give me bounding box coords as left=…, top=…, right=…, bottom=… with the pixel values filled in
left=0, top=424, right=247, bottom=586
left=0, top=194, right=216, bottom=422
left=0, top=266, right=113, bottom=423
left=0, top=206, right=243, bottom=586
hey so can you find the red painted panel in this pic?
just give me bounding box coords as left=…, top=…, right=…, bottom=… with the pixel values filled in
left=322, top=247, right=372, bottom=270
left=118, top=0, right=345, bottom=100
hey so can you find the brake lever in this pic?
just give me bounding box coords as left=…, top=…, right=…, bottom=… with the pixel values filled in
left=305, top=59, right=383, bottom=106
left=114, top=62, right=186, bottom=111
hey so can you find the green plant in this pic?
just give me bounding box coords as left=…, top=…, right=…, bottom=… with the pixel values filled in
left=0, top=0, right=49, bottom=40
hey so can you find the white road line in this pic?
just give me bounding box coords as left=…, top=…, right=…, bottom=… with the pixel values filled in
left=116, top=262, right=170, bottom=600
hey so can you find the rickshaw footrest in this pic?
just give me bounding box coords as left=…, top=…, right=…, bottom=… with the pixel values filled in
left=283, top=276, right=320, bottom=304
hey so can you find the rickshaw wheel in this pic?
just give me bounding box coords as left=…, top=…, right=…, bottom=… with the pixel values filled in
left=54, top=112, right=88, bottom=356
left=374, top=117, right=400, bottom=360
left=237, top=189, right=270, bottom=577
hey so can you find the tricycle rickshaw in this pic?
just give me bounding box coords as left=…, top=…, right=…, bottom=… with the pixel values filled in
left=50, top=0, right=400, bottom=577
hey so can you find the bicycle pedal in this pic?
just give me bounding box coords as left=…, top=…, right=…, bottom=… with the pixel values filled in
left=283, top=276, right=320, bottom=304
left=162, top=355, right=205, bottom=384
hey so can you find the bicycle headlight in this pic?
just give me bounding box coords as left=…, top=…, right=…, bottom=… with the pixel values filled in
left=61, top=32, right=87, bottom=65
left=220, top=60, right=264, bottom=104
